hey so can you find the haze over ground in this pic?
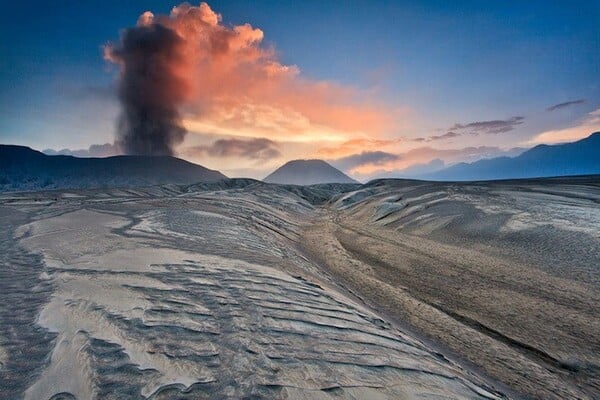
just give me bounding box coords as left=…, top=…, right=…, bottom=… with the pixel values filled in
left=2, top=132, right=599, bottom=191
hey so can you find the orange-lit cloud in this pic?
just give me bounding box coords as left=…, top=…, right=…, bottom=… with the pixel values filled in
left=107, top=2, right=404, bottom=148
left=527, top=108, right=600, bottom=144
left=316, top=138, right=405, bottom=158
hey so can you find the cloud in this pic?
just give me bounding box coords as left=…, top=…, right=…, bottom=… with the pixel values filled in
left=330, top=151, right=400, bottom=171
left=449, top=116, right=524, bottom=135
left=43, top=143, right=123, bottom=158
left=412, top=116, right=525, bottom=143
left=528, top=108, right=600, bottom=144
left=316, top=138, right=404, bottom=158
left=546, top=99, right=586, bottom=112
left=408, top=116, right=526, bottom=144
left=414, top=131, right=461, bottom=142
left=428, top=131, right=460, bottom=141
left=105, top=2, right=404, bottom=151
left=334, top=145, right=526, bottom=178
left=183, top=138, right=281, bottom=160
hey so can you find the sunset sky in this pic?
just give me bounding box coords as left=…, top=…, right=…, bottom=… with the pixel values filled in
left=1, top=1, right=599, bottom=179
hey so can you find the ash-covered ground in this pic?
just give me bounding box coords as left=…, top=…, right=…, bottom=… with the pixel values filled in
left=0, top=177, right=598, bottom=399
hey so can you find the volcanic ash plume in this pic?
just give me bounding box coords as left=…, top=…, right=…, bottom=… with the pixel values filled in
left=104, top=2, right=399, bottom=155
left=104, top=18, right=189, bottom=156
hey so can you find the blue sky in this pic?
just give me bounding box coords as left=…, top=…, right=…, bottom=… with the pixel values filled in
left=1, top=1, right=598, bottom=178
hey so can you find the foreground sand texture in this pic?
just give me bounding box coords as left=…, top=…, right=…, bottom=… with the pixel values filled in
left=303, top=177, right=600, bottom=399
left=0, top=177, right=598, bottom=399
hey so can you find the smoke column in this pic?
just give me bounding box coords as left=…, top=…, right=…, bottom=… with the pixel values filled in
left=105, top=22, right=188, bottom=156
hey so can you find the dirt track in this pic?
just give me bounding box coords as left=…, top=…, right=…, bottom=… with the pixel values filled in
left=302, top=178, right=600, bottom=399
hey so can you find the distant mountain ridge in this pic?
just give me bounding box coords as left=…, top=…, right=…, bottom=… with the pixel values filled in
left=423, top=132, right=600, bottom=181
left=264, top=159, right=358, bottom=185
left=0, top=145, right=226, bottom=192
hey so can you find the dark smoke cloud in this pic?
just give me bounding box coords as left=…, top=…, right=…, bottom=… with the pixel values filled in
left=105, top=23, right=188, bottom=156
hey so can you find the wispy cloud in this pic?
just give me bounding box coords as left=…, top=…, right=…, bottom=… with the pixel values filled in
left=546, top=99, right=585, bottom=112
left=448, top=116, right=524, bottom=135
left=414, top=131, right=461, bottom=142
left=182, top=138, right=281, bottom=160
left=411, top=116, right=526, bottom=143
left=412, top=116, right=524, bottom=143
left=428, top=131, right=460, bottom=141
